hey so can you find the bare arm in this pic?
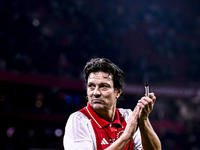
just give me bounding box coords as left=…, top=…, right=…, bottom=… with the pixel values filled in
left=105, top=93, right=162, bottom=150
left=139, top=118, right=161, bottom=150
left=137, top=93, right=162, bottom=150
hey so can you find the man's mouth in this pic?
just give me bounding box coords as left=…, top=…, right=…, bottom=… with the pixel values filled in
left=92, top=98, right=104, bottom=103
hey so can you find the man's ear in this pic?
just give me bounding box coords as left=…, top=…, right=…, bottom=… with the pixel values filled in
left=116, top=89, right=123, bottom=98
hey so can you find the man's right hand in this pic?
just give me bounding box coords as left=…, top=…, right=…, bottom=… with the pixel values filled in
left=121, top=105, right=140, bottom=140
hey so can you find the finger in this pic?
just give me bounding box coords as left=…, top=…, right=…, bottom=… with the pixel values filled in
left=132, top=105, right=140, bottom=117
left=149, top=92, right=156, bottom=102
left=137, top=102, right=145, bottom=109
left=141, top=94, right=156, bottom=107
left=138, top=97, right=153, bottom=105
left=137, top=97, right=154, bottom=111
left=128, top=106, right=140, bottom=124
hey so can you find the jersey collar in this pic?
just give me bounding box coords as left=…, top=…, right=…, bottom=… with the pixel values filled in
left=85, top=102, right=121, bottom=128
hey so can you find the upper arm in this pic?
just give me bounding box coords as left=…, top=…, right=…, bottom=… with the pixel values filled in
left=63, top=112, right=95, bottom=150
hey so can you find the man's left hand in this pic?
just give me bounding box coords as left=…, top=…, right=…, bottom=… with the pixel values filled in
left=137, top=92, right=156, bottom=120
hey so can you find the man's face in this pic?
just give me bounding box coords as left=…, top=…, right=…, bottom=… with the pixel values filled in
left=87, top=72, right=120, bottom=112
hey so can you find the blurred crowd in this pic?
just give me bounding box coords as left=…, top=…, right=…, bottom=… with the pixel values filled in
left=1, top=0, right=200, bottom=149
left=1, top=0, right=200, bottom=84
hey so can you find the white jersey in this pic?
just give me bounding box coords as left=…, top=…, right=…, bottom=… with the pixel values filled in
left=63, top=108, right=143, bottom=150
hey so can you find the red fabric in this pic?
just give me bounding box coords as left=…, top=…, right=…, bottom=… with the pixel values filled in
left=79, top=103, right=134, bottom=150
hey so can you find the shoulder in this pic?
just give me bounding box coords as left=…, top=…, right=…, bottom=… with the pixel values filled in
left=68, top=111, right=89, bottom=120
left=66, top=111, right=90, bottom=128
left=64, top=111, right=96, bottom=149
left=118, top=108, right=132, bottom=114
left=64, top=111, right=94, bottom=140
left=118, top=108, right=132, bottom=120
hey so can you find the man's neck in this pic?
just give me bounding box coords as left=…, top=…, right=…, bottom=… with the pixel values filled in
left=95, top=107, right=116, bottom=122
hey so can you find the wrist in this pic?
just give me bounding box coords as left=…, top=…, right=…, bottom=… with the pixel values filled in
left=138, top=118, right=149, bottom=128
left=120, top=132, right=132, bottom=141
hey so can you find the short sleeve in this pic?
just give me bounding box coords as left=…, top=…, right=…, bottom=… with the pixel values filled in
left=63, top=112, right=96, bottom=150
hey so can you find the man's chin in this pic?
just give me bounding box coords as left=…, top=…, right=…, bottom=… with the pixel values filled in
left=92, top=103, right=105, bottom=111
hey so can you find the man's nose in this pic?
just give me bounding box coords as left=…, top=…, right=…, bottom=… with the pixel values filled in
left=93, top=87, right=101, bottom=96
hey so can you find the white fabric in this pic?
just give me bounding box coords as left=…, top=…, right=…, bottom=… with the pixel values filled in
left=63, top=108, right=143, bottom=150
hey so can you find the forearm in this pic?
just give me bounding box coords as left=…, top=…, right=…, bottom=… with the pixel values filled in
left=139, top=118, right=161, bottom=150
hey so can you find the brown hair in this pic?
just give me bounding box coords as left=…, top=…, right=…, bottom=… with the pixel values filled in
left=84, top=58, right=125, bottom=102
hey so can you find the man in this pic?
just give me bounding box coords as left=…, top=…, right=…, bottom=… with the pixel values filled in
left=63, top=58, right=161, bottom=150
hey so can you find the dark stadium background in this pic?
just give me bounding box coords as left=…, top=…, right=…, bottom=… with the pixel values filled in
left=1, top=0, right=200, bottom=149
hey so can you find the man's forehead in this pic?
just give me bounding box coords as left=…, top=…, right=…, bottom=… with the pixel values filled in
left=88, top=72, right=113, bottom=80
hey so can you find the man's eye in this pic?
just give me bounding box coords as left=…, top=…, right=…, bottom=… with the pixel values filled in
left=88, top=84, right=94, bottom=88
left=101, top=85, right=109, bottom=89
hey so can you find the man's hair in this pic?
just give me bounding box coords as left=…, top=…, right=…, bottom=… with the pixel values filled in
left=84, top=58, right=125, bottom=102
